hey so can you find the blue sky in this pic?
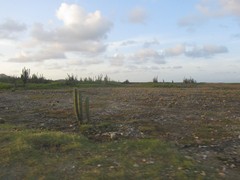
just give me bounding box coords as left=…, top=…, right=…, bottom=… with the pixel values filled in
left=0, top=0, right=239, bottom=82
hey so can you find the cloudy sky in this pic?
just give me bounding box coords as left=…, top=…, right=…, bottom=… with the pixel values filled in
left=0, top=0, right=239, bottom=82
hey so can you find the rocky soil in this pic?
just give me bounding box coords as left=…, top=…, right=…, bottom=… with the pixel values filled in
left=0, top=84, right=239, bottom=178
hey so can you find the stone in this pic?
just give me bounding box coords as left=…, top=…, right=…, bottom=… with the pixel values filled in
left=133, top=163, right=139, bottom=168
left=218, top=172, right=225, bottom=177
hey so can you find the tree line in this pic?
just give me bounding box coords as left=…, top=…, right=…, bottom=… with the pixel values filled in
left=0, top=67, right=197, bottom=87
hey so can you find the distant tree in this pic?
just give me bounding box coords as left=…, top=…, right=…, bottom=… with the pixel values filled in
left=183, top=77, right=197, bottom=84
left=153, top=76, right=158, bottom=83
left=31, top=73, right=38, bottom=82
left=87, top=77, right=93, bottom=82
left=83, top=77, right=88, bottom=82
left=21, top=67, right=30, bottom=87
left=30, top=73, right=47, bottom=84
left=104, top=75, right=110, bottom=84
left=65, top=74, right=78, bottom=85
left=96, top=74, right=103, bottom=83
left=122, top=79, right=130, bottom=84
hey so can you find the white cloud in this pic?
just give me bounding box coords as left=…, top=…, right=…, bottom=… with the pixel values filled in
left=179, top=0, right=240, bottom=28
left=131, top=48, right=165, bottom=64
left=0, top=19, right=26, bottom=39
left=56, top=3, right=113, bottom=40
left=173, top=66, right=183, bottom=69
left=62, top=40, right=107, bottom=55
left=8, top=3, right=112, bottom=63
left=31, top=3, right=112, bottom=43
left=108, top=53, right=125, bottom=66
left=8, top=46, right=66, bottom=62
left=185, top=44, right=228, bottom=58
left=143, top=39, right=159, bottom=48
left=56, top=3, right=86, bottom=26
left=220, top=0, right=240, bottom=16
left=165, top=44, right=186, bottom=57
left=128, top=7, right=147, bottom=24
left=30, top=23, right=54, bottom=42
left=178, top=15, right=207, bottom=27
left=164, top=44, right=228, bottom=58
left=108, top=43, right=227, bottom=68
left=121, top=40, right=138, bottom=46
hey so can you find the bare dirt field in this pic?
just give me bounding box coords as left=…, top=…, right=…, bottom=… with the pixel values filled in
left=0, top=84, right=239, bottom=179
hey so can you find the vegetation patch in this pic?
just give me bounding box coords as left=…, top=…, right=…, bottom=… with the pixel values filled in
left=0, top=124, right=207, bottom=179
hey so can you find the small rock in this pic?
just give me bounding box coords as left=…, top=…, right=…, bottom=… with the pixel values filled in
left=230, top=164, right=236, bottom=168
left=147, top=160, right=154, bottom=164
left=218, top=172, right=225, bottom=177
left=133, top=163, right=139, bottom=168
left=184, top=156, right=193, bottom=160
left=199, top=145, right=208, bottom=148
left=222, top=166, right=226, bottom=172
left=200, top=171, right=206, bottom=176
left=97, top=164, right=102, bottom=167
left=110, top=132, right=117, bottom=139
left=202, top=155, right=207, bottom=160
left=109, top=166, right=114, bottom=169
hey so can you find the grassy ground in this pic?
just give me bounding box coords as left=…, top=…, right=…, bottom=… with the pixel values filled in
left=0, top=124, right=201, bottom=179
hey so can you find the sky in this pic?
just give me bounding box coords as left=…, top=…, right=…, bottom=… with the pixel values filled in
left=0, top=0, right=240, bottom=82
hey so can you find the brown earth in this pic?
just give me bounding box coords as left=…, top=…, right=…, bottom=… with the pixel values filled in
left=0, top=84, right=239, bottom=178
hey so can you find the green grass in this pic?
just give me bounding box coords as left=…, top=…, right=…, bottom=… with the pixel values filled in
left=121, top=82, right=200, bottom=89
left=0, top=82, right=13, bottom=90
left=0, top=124, right=203, bottom=179
left=0, top=81, right=124, bottom=90
left=0, top=81, right=200, bottom=90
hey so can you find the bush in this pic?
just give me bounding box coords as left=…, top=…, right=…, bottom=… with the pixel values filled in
left=30, top=73, right=49, bottom=84
left=183, top=77, right=197, bottom=84
left=65, top=74, right=78, bottom=86
left=21, top=67, right=30, bottom=87
left=153, top=76, right=158, bottom=83
left=0, top=74, right=18, bottom=84
left=122, top=79, right=130, bottom=84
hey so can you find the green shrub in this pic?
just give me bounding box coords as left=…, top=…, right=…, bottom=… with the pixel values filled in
left=183, top=77, right=197, bottom=84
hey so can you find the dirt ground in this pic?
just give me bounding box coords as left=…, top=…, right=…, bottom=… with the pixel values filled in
left=0, top=84, right=239, bottom=178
